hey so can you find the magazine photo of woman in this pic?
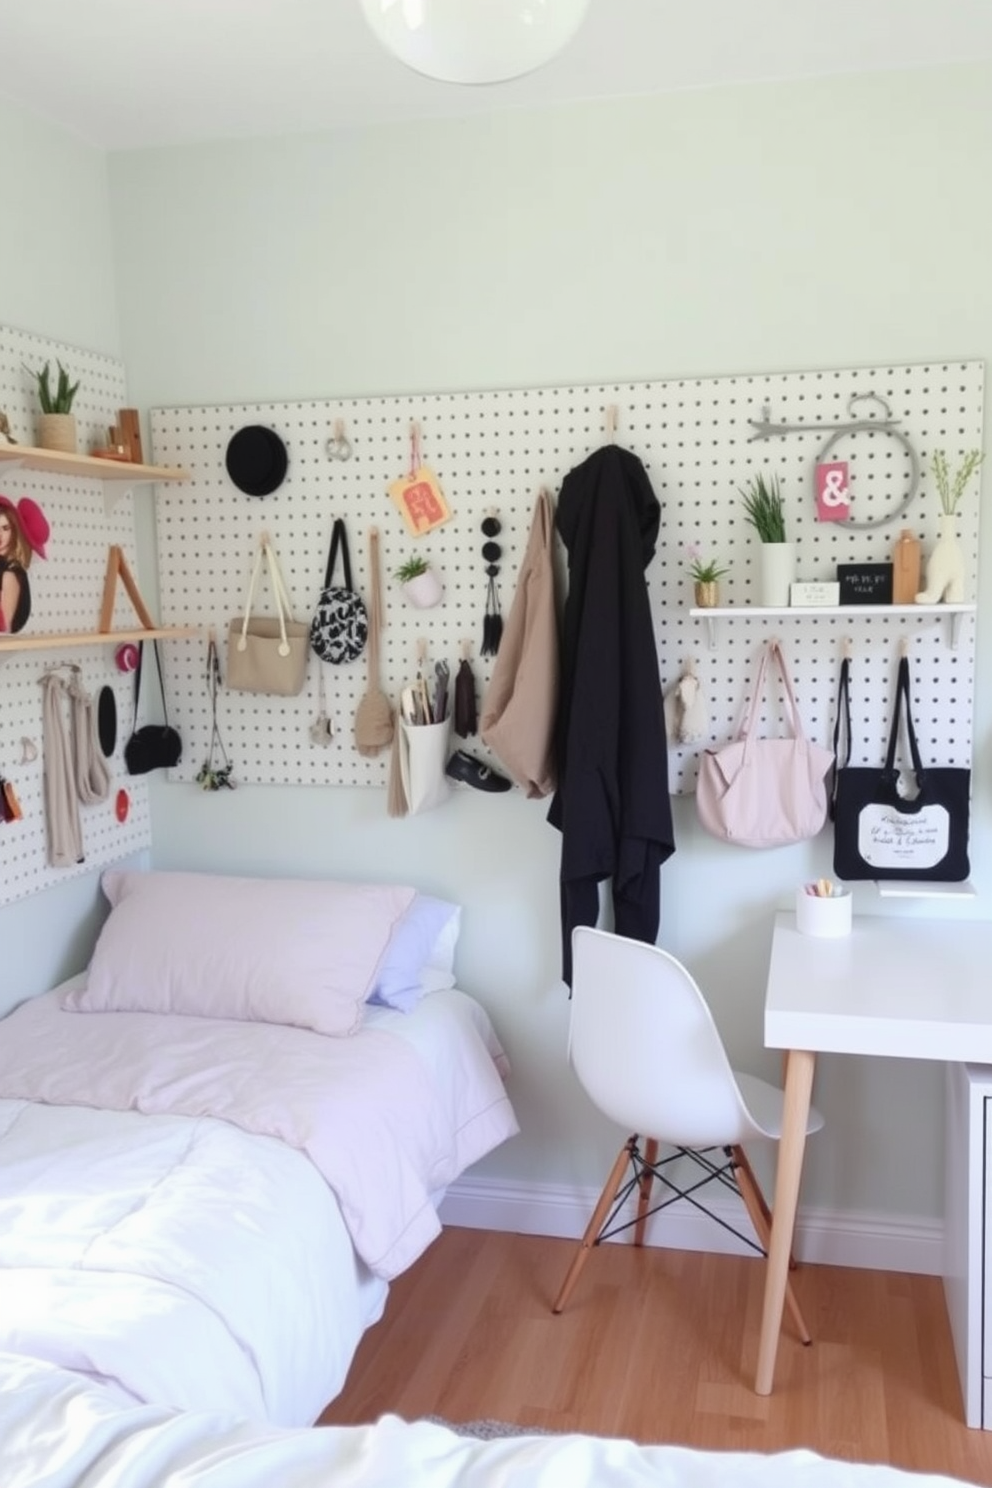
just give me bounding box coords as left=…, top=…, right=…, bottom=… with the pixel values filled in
left=0, top=495, right=50, bottom=634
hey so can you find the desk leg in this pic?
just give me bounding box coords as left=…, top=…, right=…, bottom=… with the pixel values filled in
left=754, top=1047, right=815, bottom=1396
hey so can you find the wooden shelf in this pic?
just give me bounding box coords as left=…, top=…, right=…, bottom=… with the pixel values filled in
left=0, top=442, right=188, bottom=483
left=0, top=626, right=200, bottom=655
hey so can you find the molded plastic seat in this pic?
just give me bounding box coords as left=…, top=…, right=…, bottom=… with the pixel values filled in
left=552, top=926, right=824, bottom=1348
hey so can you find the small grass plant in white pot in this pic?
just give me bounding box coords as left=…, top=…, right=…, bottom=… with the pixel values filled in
left=739, top=471, right=794, bottom=607
left=395, top=553, right=443, bottom=609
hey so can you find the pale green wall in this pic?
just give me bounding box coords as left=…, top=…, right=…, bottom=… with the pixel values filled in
left=106, top=62, right=992, bottom=1226
left=0, top=95, right=123, bottom=1010
left=4, top=65, right=989, bottom=1226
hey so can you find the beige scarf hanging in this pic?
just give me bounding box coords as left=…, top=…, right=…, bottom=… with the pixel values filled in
left=353, top=527, right=394, bottom=757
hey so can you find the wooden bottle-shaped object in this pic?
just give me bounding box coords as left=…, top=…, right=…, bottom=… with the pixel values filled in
left=892, top=528, right=921, bottom=604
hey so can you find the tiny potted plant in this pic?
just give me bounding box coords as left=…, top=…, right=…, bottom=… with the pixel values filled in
left=26, top=359, right=80, bottom=454
left=739, top=471, right=794, bottom=607
left=684, top=544, right=728, bottom=608
left=394, top=552, right=443, bottom=609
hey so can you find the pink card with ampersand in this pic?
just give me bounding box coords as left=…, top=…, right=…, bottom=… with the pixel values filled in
left=815, top=460, right=850, bottom=521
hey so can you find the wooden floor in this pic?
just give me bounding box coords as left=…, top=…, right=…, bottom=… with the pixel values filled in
left=320, top=1227, right=992, bottom=1486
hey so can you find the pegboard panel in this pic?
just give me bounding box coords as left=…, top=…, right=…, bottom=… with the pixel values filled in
left=0, top=325, right=152, bottom=908
left=150, top=360, right=981, bottom=793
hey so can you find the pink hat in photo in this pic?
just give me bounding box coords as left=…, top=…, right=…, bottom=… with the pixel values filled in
left=0, top=495, right=50, bottom=559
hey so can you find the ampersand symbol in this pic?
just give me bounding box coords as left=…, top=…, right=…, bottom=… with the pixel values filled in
left=822, top=468, right=848, bottom=506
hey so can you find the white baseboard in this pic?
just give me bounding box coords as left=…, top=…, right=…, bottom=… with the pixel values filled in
left=438, top=1175, right=943, bottom=1276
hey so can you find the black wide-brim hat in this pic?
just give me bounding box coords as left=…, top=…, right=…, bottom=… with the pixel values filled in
left=225, top=425, right=288, bottom=497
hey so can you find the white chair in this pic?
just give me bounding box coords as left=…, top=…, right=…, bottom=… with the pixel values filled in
left=552, top=926, right=824, bottom=1346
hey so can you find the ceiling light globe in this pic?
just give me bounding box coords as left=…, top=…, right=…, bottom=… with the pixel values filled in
left=360, top=0, right=592, bottom=85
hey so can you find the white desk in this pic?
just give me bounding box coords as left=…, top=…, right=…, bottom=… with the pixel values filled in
left=758, top=910, right=992, bottom=1397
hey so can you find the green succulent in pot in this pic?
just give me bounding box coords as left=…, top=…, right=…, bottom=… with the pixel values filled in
left=28, top=359, right=80, bottom=415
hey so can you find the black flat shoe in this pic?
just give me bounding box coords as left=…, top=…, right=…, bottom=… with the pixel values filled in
left=446, top=749, right=512, bottom=793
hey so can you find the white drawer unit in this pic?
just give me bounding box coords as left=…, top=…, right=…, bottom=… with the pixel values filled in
left=944, top=1061, right=992, bottom=1429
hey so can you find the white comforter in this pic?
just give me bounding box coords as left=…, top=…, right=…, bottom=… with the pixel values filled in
left=0, top=1101, right=382, bottom=1426
left=0, top=984, right=518, bottom=1279
left=0, top=1353, right=975, bottom=1488
left=0, top=987, right=518, bottom=1426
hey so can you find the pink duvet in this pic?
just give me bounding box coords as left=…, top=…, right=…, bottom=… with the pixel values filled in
left=0, top=987, right=518, bottom=1280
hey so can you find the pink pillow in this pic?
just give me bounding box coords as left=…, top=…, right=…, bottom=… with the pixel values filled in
left=66, top=870, right=416, bottom=1036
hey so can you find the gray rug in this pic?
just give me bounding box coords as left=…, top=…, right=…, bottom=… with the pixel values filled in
left=423, top=1417, right=553, bottom=1440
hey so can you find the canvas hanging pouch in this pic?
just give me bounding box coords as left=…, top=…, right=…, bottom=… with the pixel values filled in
left=398, top=716, right=451, bottom=816
left=696, top=639, right=834, bottom=848
left=227, top=536, right=309, bottom=696
left=310, top=518, right=369, bottom=664
left=832, top=654, right=971, bottom=881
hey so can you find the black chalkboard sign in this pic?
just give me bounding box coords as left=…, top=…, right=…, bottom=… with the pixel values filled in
left=837, top=562, right=893, bottom=605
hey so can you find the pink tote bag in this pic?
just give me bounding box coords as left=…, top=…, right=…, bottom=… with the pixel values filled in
left=696, top=640, right=833, bottom=849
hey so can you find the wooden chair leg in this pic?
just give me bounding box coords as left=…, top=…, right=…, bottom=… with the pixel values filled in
left=634, top=1137, right=658, bottom=1247
left=732, top=1145, right=812, bottom=1346
left=552, top=1138, right=635, bottom=1315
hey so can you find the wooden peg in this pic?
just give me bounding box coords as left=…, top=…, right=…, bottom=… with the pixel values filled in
left=841, top=637, right=853, bottom=660
left=99, top=545, right=156, bottom=633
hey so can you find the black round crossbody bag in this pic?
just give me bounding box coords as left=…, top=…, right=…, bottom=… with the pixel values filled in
left=310, top=518, right=369, bottom=665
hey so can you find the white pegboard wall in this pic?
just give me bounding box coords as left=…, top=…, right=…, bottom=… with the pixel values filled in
left=0, top=324, right=153, bottom=909
left=150, top=360, right=981, bottom=794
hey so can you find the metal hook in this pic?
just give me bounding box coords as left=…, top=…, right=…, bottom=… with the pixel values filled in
left=847, top=392, right=892, bottom=421
left=19, top=736, right=38, bottom=764
left=326, top=419, right=353, bottom=461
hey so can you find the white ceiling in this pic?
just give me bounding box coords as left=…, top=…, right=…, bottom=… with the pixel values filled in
left=1, top=0, right=992, bottom=151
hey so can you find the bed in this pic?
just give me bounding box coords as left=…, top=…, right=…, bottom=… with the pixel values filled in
left=0, top=1351, right=977, bottom=1488
left=0, top=870, right=519, bottom=1428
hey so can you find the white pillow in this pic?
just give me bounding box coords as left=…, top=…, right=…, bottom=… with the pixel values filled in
left=66, top=870, right=416, bottom=1037
left=368, top=896, right=460, bottom=1012
left=421, top=906, right=461, bottom=992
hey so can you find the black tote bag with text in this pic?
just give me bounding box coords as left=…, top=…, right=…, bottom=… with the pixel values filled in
left=832, top=655, right=970, bottom=883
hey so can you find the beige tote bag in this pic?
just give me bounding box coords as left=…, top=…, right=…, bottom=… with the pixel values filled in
left=227, top=536, right=309, bottom=697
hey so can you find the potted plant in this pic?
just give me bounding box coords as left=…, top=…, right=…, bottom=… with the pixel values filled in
left=394, top=552, right=443, bottom=609
left=26, top=359, right=80, bottom=454
left=684, top=544, right=728, bottom=607
left=915, top=448, right=984, bottom=604
left=739, top=471, right=794, bottom=607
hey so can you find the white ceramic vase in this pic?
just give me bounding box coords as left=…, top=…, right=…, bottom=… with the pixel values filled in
left=758, top=541, right=796, bottom=608
left=916, top=512, right=966, bottom=604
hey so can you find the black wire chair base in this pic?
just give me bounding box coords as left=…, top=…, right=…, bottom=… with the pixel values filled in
left=594, top=1138, right=766, bottom=1259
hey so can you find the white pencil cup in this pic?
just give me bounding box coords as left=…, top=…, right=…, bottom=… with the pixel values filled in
left=795, top=885, right=852, bottom=938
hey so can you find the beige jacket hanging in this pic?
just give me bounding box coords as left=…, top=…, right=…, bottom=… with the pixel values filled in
left=480, top=488, right=558, bottom=797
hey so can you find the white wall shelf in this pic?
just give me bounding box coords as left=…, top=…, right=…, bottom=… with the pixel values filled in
left=688, top=602, right=975, bottom=650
